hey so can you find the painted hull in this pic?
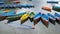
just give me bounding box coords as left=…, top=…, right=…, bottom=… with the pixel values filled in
left=13, top=1, right=20, bottom=4
left=0, top=11, right=5, bottom=14
left=0, top=2, right=4, bottom=4
left=41, top=19, right=49, bottom=28
left=48, top=13, right=56, bottom=25
left=53, top=5, right=60, bottom=12
left=55, top=13, right=60, bottom=23
left=0, top=11, right=15, bottom=16
left=42, top=6, right=51, bottom=11
left=49, top=18, right=55, bottom=25
left=56, top=18, right=60, bottom=25
left=0, top=4, right=34, bottom=9
left=47, top=1, right=58, bottom=4
left=20, top=13, right=29, bottom=24
left=33, top=13, right=41, bottom=25
left=41, top=14, right=49, bottom=28
left=0, top=16, right=7, bottom=21
left=3, top=9, right=11, bottom=12
left=7, top=16, right=20, bottom=23
left=7, top=12, right=26, bottom=23
left=56, top=18, right=60, bottom=24
left=29, top=12, right=35, bottom=22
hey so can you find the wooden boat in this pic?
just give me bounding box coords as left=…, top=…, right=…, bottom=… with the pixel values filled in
left=48, top=13, right=56, bottom=25
left=29, top=12, right=35, bottom=22
left=47, top=1, right=58, bottom=4
left=33, top=13, right=41, bottom=25
left=0, top=2, right=4, bottom=4
left=0, top=11, right=15, bottom=21
left=0, top=16, right=7, bottom=21
left=5, top=11, right=15, bottom=16
left=6, top=12, right=26, bottom=23
left=13, top=0, right=20, bottom=4
left=41, top=14, right=49, bottom=28
left=42, top=6, right=51, bottom=11
left=54, top=13, right=60, bottom=23
left=0, top=11, right=5, bottom=14
left=0, top=11, right=15, bottom=17
left=20, top=13, right=29, bottom=24
left=3, top=9, right=11, bottom=12
left=0, top=4, right=34, bottom=9
left=29, top=0, right=32, bottom=1
left=26, top=4, right=34, bottom=8
left=13, top=1, right=20, bottom=4
left=52, top=5, right=60, bottom=12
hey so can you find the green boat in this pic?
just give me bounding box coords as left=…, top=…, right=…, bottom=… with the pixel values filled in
left=29, top=12, right=35, bottom=22
left=52, top=5, right=60, bottom=12
left=6, top=12, right=26, bottom=23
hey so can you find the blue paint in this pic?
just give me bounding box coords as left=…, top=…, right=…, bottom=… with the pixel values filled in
left=0, top=2, right=4, bottom=4
left=34, top=13, right=41, bottom=19
left=47, top=1, right=58, bottom=4
left=0, top=4, right=34, bottom=9
left=0, top=11, right=15, bottom=16
left=48, top=13, right=56, bottom=19
left=55, top=13, right=60, bottom=17
left=41, top=14, right=49, bottom=20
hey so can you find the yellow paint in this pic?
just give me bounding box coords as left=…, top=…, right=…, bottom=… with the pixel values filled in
left=20, top=13, right=29, bottom=21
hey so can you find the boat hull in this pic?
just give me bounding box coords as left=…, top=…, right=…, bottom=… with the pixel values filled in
left=29, top=12, right=35, bottom=22
left=0, top=16, right=7, bottom=21
left=56, top=18, right=60, bottom=24
left=41, top=14, right=49, bottom=28
left=0, top=4, right=34, bottom=9
left=48, top=13, right=56, bottom=25
left=7, top=16, right=20, bottom=23
left=33, top=13, right=41, bottom=25
left=20, top=14, right=29, bottom=24
left=21, top=18, right=28, bottom=24
left=47, top=1, right=58, bottom=4
left=0, top=2, right=4, bottom=4
left=7, top=12, right=26, bottom=23
left=55, top=13, right=60, bottom=24
left=42, top=6, right=51, bottom=11
left=29, top=17, right=33, bottom=22
left=41, top=18, right=49, bottom=28
left=52, top=5, right=60, bottom=12
left=33, top=17, right=41, bottom=25
left=49, top=18, right=55, bottom=25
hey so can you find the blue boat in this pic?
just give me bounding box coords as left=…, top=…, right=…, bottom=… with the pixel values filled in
left=33, top=13, right=41, bottom=25
left=26, top=4, right=34, bottom=8
left=54, top=13, right=60, bottom=23
left=0, top=10, right=15, bottom=21
left=48, top=13, right=56, bottom=25
left=0, top=2, right=4, bottom=4
left=29, top=0, right=32, bottom=1
left=0, top=4, right=34, bottom=9
left=0, top=11, right=15, bottom=16
left=41, top=14, right=49, bottom=28
left=47, top=1, right=58, bottom=4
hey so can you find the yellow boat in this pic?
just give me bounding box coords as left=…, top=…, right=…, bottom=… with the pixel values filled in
left=20, top=13, right=29, bottom=24
left=3, top=9, right=11, bottom=12
left=20, top=13, right=29, bottom=21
